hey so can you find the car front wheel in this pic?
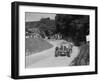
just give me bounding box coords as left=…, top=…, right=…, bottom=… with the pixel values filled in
left=55, top=47, right=59, bottom=57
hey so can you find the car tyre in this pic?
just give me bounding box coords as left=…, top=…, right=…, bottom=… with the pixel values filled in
left=55, top=47, right=59, bottom=57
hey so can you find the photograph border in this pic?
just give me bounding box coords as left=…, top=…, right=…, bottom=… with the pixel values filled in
left=11, top=1, right=98, bottom=79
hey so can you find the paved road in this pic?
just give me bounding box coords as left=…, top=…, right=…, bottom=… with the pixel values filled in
left=25, top=40, right=80, bottom=68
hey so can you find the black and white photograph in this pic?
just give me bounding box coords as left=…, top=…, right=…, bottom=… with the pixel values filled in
left=25, top=12, right=90, bottom=68
left=11, top=1, right=97, bottom=79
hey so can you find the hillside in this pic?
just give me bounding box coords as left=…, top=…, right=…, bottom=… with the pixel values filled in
left=25, top=18, right=56, bottom=31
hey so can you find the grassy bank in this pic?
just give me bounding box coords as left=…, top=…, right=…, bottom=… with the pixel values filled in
left=25, top=38, right=53, bottom=56
left=70, top=43, right=89, bottom=66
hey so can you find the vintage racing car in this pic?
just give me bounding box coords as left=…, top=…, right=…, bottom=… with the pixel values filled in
left=55, top=41, right=73, bottom=57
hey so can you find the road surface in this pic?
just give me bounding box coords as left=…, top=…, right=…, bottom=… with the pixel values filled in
left=25, top=40, right=80, bottom=68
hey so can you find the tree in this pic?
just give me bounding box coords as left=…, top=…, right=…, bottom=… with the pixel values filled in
left=55, top=14, right=89, bottom=46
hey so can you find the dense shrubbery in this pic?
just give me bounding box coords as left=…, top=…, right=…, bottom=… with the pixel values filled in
left=55, top=14, right=89, bottom=46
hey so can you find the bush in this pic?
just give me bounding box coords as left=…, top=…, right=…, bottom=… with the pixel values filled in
left=70, top=43, right=89, bottom=66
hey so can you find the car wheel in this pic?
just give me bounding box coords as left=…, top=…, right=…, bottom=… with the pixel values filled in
left=69, top=48, right=72, bottom=54
left=67, top=52, right=71, bottom=57
left=55, top=47, right=59, bottom=57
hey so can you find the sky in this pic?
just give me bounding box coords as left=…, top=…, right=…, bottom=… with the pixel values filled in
left=25, top=12, right=56, bottom=22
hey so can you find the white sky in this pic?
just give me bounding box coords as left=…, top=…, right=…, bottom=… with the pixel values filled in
left=25, top=12, right=56, bottom=22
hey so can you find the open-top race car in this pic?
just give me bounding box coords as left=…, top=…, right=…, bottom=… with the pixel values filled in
left=55, top=42, right=73, bottom=57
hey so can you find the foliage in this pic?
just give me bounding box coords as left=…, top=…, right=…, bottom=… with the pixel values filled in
left=55, top=14, right=89, bottom=46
